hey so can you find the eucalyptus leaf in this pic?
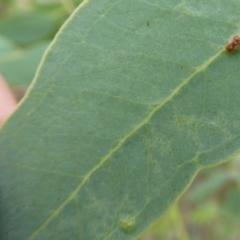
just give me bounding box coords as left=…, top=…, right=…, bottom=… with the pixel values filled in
left=1, top=0, right=240, bottom=239
left=0, top=35, right=16, bottom=55
left=0, top=12, right=56, bottom=46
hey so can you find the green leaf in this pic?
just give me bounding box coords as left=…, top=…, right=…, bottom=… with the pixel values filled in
left=0, top=42, right=49, bottom=86
left=0, top=12, right=56, bottom=46
left=0, top=35, right=16, bottom=54
left=1, top=0, right=240, bottom=239
left=223, top=188, right=240, bottom=218
left=188, top=171, right=231, bottom=202
left=189, top=202, right=218, bottom=223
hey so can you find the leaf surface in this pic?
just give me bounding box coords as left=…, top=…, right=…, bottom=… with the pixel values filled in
left=1, top=0, right=240, bottom=239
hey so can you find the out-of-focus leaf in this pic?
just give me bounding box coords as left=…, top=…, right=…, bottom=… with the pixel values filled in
left=223, top=188, right=240, bottom=217
left=0, top=35, right=15, bottom=54
left=189, top=202, right=218, bottom=223
left=144, top=204, right=189, bottom=240
left=188, top=171, right=231, bottom=202
left=0, top=42, right=49, bottom=86
left=0, top=12, right=56, bottom=45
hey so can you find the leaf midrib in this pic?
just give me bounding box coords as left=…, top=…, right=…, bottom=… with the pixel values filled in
left=27, top=46, right=224, bottom=239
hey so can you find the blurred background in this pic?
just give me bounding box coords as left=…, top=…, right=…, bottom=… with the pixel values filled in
left=1, top=1, right=240, bottom=239
left=0, top=0, right=83, bottom=99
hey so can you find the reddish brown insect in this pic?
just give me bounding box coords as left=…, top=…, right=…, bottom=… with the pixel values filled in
left=226, top=36, right=240, bottom=52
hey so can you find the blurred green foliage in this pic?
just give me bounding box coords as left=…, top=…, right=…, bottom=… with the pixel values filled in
left=0, top=0, right=82, bottom=87
left=1, top=1, right=240, bottom=239
left=143, top=157, right=240, bottom=240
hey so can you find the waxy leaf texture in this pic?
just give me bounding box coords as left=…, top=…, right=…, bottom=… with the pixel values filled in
left=1, top=0, right=240, bottom=239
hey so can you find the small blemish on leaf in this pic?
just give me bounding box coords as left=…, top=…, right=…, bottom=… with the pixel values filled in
left=120, top=217, right=136, bottom=233
left=226, top=36, right=240, bottom=53
left=146, top=22, right=150, bottom=26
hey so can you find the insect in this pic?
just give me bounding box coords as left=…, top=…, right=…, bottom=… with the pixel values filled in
left=226, top=36, right=240, bottom=52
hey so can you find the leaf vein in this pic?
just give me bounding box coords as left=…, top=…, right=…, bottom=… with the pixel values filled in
left=27, top=47, right=224, bottom=240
